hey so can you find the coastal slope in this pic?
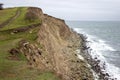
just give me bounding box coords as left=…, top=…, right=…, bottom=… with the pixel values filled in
left=0, top=7, right=94, bottom=80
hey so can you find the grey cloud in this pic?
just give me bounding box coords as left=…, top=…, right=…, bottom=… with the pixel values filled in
left=0, top=0, right=120, bottom=21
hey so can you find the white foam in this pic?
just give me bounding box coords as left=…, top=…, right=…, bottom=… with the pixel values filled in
left=73, top=28, right=120, bottom=80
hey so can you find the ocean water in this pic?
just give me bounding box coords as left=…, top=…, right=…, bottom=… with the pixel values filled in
left=66, top=21, right=120, bottom=79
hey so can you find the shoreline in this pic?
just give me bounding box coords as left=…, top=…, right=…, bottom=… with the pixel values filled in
left=77, top=33, right=117, bottom=80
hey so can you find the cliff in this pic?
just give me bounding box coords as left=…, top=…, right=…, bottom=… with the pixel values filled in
left=0, top=7, right=94, bottom=80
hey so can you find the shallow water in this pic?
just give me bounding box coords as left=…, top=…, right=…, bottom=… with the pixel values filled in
left=66, top=21, right=120, bottom=80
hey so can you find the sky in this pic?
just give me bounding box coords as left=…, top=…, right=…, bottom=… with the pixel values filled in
left=0, top=0, right=120, bottom=21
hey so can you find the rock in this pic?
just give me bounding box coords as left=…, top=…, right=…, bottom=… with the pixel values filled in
left=9, top=48, right=19, bottom=55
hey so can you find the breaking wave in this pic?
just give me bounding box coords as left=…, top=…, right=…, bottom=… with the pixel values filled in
left=74, top=28, right=120, bottom=80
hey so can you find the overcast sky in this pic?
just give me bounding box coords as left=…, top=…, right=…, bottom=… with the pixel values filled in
left=0, top=0, right=120, bottom=21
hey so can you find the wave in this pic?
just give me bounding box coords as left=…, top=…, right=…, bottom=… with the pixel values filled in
left=74, top=28, right=120, bottom=80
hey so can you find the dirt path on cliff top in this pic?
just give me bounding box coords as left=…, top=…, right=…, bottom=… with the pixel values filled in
left=0, top=9, right=21, bottom=28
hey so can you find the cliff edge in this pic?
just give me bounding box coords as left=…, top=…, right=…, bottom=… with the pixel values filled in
left=0, top=7, right=94, bottom=80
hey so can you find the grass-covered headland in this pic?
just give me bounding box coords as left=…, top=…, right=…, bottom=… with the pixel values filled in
left=0, top=7, right=60, bottom=80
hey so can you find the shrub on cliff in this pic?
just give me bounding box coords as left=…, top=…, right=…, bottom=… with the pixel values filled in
left=0, top=3, right=3, bottom=10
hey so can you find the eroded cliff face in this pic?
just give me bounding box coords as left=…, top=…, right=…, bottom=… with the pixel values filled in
left=18, top=7, right=94, bottom=80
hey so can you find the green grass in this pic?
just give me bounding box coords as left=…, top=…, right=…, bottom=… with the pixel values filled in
left=0, top=8, right=18, bottom=24
left=0, top=25, right=39, bottom=42
left=0, top=7, right=60, bottom=80
left=0, top=7, right=41, bottom=31
left=0, top=30, right=37, bottom=80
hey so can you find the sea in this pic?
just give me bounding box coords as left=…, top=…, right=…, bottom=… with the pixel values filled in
left=66, top=21, right=120, bottom=80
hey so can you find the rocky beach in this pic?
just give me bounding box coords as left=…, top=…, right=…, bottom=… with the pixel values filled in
left=75, top=32, right=118, bottom=80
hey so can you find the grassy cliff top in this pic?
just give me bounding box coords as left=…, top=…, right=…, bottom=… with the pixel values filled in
left=0, top=7, right=41, bottom=31
left=0, top=7, right=60, bottom=80
left=0, top=8, right=17, bottom=24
